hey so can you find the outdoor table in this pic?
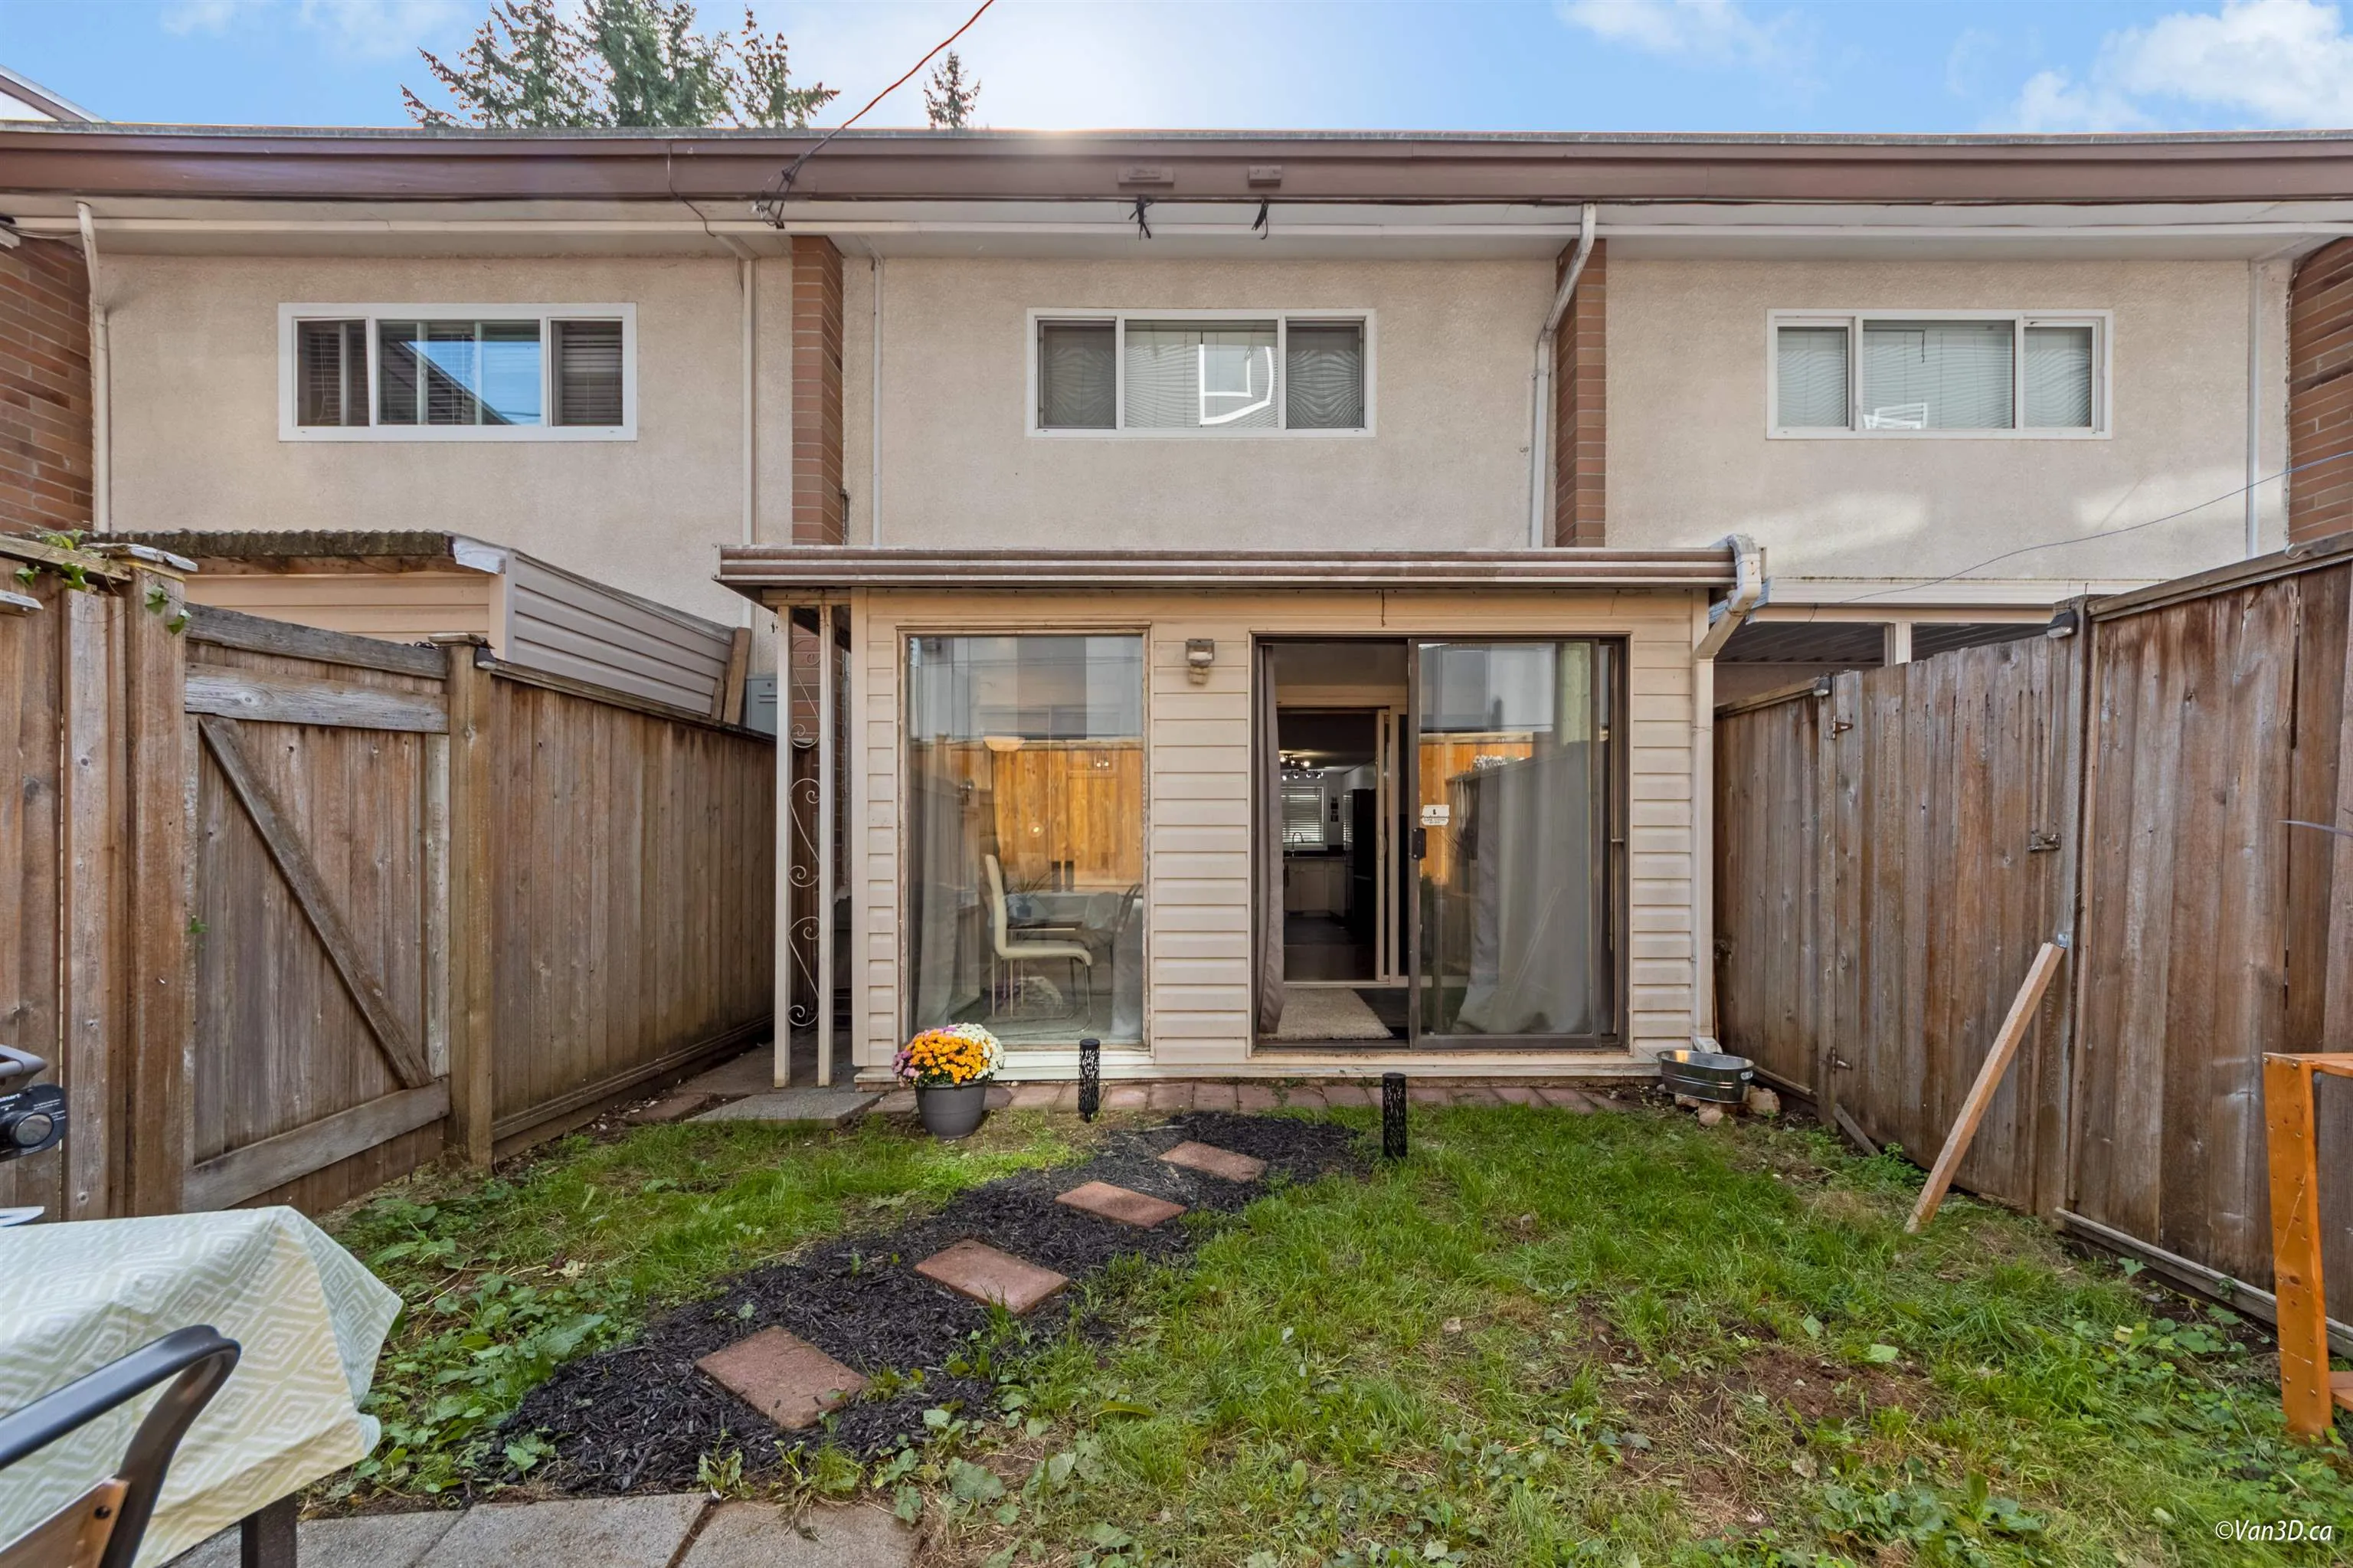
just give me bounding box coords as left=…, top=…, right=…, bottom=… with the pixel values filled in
left=0, top=1206, right=401, bottom=1566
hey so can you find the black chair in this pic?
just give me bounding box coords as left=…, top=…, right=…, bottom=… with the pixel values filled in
left=0, top=1327, right=242, bottom=1568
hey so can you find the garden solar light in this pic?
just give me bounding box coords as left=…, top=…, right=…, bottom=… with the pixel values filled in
left=1078, top=1037, right=1101, bottom=1121
left=1383, top=1073, right=1408, bottom=1160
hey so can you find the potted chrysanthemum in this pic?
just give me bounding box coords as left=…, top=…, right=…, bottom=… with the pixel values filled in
left=895, top=1023, right=1003, bottom=1139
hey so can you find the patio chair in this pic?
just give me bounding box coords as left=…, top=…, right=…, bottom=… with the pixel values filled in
left=0, top=1325, right=243, bottom=1568
left=983, top=854, right=1093, bottom=1020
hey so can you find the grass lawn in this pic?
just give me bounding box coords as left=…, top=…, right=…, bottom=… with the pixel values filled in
left=326, top=1099, right=2353, bottom=1566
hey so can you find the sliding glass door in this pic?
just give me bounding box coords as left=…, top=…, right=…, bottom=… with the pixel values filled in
left=1409, top=640, right=1619, bottom=1045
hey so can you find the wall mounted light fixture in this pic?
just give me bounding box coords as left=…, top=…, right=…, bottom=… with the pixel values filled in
left=1185, top=638, right=1216, bottom=683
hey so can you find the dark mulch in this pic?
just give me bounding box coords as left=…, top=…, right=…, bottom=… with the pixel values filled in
left=503, top=1111, right=1363, bottom=1493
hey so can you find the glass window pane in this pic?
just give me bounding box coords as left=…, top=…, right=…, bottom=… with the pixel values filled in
left=296, top=319, right=367, bottom=427
left=1860, top=319, right=2013, bottom=430
left=552, top=319, right=624, bottom=426
left=906, top=634, right=1146, bottom=1048
left=1415, top=640, right=1614, bottom=1039
left=1037, top=320, right=1114, bottom=429
left=1125, top=320, right=1277, bottom=430
left=1285, top=320, right=1365, bottom=429
left=379, top=319, right=543, bottom=427
left=2024, top=324, right=2095, bottom=428
left=1775, top=325, right=1849, bottom=429
left=377, top=320, right=420, bottom=425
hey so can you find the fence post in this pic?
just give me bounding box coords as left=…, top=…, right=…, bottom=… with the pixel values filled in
left=2034, top=604, right=2093, bottom=1219
left=57, top=583, right=124, bottom=1219
left=442, top=640, right=496, bottom=1167
left=121, top=567, right=191, bottom=1216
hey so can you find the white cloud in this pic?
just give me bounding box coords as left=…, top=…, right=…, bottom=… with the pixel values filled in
left=162, top=0, right=463, bottom=58
left=2004, top=0, right=2353, bottom=131
left=1557, top=0, right=1792, bottom=67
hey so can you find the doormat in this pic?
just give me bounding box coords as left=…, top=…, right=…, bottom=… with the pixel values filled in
left=1271, top=985, right=1389, bottom=1040
left=501, top=1113, right=1362, bottom=1494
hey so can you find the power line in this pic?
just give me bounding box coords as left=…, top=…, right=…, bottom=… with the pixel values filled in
left=1834, top=448, right=2353, bottom=605
left=758, top=0, right=996, bottom=221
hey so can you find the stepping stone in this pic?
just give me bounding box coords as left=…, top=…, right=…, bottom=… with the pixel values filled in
left=624, top=1091, right=716, bottom=1125
left=1056, top=1180, right=1186, bottom=1228
left=1323, top=1083, right=1376, bottom=1108
left=1052, top=1082, right=1082, bottom=1110
left=1453, top=1085, right=1505, bottom=1106
left=1284, top=1085, right=1330, bottom=1109
left=915, top=1239, right=1070, bottom=1314
left=1104, top=1085, right=1149, bottom=1111
left=681, top=1502, right=914, bottom=1568
left=873, top=1088, right=918, bottom=1115
left=691, top=1088, right=876, bottom=1127
left=1409, top=1084, right=1456, bottom=1105
left=1491, top=1085, right=1542, bottom=1106
left=1538, top=1085, right=1598, bottom=1112
left=1009, top=1082, right=1059, bottom=1109
left=1193, top=1082, right=1239, bottom=1113
left=1148, top=1082, right=1196, bottom=1112
left=414, top=1495, right=705, bottom=1568
left=1159, top=1140, right=1268, bottom=1183
left=171, top=1512, right=460, bottom=1568
left=696, top=1327, right=866, bottom=1429
left=1235, top=1084, right=1278, bottom=1112
left=986, top=1085, right=1015, bottom=1108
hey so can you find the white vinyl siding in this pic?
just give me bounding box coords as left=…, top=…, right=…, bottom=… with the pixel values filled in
left=278, top=303, right=637, bottom=441
left=1768, top=310, right=2107, bottom=437
left=1029, top=309, right=1374, bottom=437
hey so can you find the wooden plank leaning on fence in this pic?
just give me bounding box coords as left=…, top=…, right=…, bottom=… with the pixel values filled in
left=2263, top=1052, right=2353, bottom=1438
left=1905, top=939, right=2068, bottom=1235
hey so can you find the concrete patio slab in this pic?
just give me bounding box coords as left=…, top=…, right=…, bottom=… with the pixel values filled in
left=1452, top=1086, right=1505, bottom=1106
left=623, top=1092, right=715, bottom=1125
left=690, top=1088, right=876, bottom=1127
left=170, top=1511, right=460, bottom=1568
left=679, top=1503, right=915, bottom=1568
left=1159, top=1141, right=1268, bottom=1183
left=1491, top=1086, right=1542, bottom=1106
left=696, top=1327, right=866, bottom=1429
left=1537, top=1085, right=1598, bottom=1112
left=915, top=1239, right=1070, bottom=1314
left=873, top=1088, right=917, bottom=1115
left=415, top=1495, right=704, bottom=1568
left=1055, top=1180, right=1186, bottom=1228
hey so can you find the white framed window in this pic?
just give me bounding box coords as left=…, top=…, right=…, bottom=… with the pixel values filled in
left=277, top=303, right=637, bottom=442
left=1028, top=309, right=1374, bottom=437
left=1766, top=310, right=2109, bottom=439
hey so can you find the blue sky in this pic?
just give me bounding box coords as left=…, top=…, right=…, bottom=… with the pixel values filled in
left=6, top=0, right=2353, bottom=135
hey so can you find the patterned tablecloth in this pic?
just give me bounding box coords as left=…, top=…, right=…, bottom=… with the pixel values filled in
left=0, top=1206, right=401, bottom=1566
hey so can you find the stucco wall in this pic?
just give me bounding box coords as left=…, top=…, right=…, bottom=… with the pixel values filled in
left=843, top=257, right=1552, bottom=552
left=105, top=254, right=788, bottom=628
left=1606, top=257, right=2292, bottom=594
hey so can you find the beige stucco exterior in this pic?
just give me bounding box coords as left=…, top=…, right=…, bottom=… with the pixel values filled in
left=103, top=253, right=792, bottom=631
left=839, top=257, right=1553, bottom=553
left=1605, top=256, right=2292, bottom=598
left=843, top=585, right=1707, bottom=1080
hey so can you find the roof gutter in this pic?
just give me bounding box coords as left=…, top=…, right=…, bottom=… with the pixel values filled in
left=1693, top=534, right=1766, bottom=659
left=76, top=201, right=109, bottom=532
left=1527, top=203, right=1597, bottom=548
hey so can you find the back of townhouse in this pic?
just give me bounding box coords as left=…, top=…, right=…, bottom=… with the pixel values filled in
left=8, top=126, right=2353, bottom=1075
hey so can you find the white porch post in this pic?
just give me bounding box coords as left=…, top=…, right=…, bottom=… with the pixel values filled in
left=817, top=601, right=838, bottom=1089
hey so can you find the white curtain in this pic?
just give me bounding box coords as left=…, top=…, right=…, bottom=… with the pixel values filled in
left=1453, top=744, right=1599, bottom=1036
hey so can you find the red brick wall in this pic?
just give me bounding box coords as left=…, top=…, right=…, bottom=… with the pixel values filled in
left=2289, top=238, right=2353, bottom=545
left=1551, top=238, right=1605, bottom=547
left=790, top=236, right=846, bottom=546
left=0, top=237, right=92, bottom=531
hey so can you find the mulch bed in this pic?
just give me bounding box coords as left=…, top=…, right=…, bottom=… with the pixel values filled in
left=503, top=1111, right=1363, bottom=1493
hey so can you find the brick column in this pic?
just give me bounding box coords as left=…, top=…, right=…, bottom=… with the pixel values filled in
left=0, top=237, right=93, bottom=529
left=790, top=235, right=846, bottom=546
left=2289, top=238, right=2353, bottom=545
left=1552, top=238, right=1606, bottom=548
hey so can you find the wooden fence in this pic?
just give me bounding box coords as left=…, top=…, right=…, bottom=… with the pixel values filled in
left=1715, top=535, right=2353, bottom=1333
left=2, top=539, right=774, bottom=1220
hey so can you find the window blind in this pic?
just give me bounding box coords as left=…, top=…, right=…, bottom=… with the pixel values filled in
left=1775, top=325, right=1849, bottom=429
left=2024, top=325, right=2095, bottom=428
left=295, top=320, right=368, bottom=427
left=1281, top=786, right=1325, bottom=847
left=1125, top=321, right=1278, bottom=430
left=1284, top=321, right=1365, bottom=429
left=1860, top=319, right=2013, bottom=430
left=552, top=319, right=624, bottom=426
left=1037, top=320, right=1114, bottom=429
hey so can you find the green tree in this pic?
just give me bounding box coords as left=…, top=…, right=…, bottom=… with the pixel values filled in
left=587, top=0, right=734, bottom=129
left=404, top=0, right=601, bottom=129
left=731, top=8, right=838, bottom=127
left=922, top=49, right=980, bottom=129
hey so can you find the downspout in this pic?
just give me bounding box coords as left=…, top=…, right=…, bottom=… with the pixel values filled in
left=714, top=237, right=759, bottom=627
left=1527, top=202, right=1598, bottom=548
left=2247, top=259, right=2263, bottom=559
left=869, top=254, right=883, bottom=547
left=1690, top=534, right=1764, bottom=1048
left=76, top=203, right=108, bottom=532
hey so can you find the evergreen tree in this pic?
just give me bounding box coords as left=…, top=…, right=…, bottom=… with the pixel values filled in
left=404, top=0, right=601, bottom=129
left=731, top=8, right=838, bottom=128
left=588, top=0, right=735, bottom=129
left=923, top=50, right=980, bottom=129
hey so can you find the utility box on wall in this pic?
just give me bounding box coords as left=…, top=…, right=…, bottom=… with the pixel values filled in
left=743, top=673, right=779, bottom=735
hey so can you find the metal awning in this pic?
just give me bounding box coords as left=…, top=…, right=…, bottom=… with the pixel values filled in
left=718, top=546, right=1739, bottom=598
